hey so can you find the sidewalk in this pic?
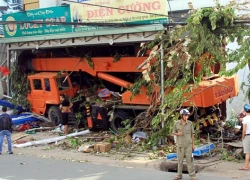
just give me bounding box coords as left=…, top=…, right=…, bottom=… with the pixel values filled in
left=7, top=131, right=249, bottom=179
left=10, top=144, right=249, bottom=180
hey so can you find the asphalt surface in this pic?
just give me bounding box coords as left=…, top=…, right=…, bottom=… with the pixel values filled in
left=0, top=154, right=234, bottom=180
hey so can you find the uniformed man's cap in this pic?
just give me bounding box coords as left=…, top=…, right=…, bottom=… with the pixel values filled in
left=180, top=109, right=190, bottom=115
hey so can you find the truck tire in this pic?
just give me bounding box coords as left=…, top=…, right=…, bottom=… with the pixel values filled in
left=110, top=110, right=130, bottom=133
left=48, top=106, right=62, bottom=126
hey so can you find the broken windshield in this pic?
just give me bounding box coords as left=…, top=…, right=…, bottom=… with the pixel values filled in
left=56, top=77, right=70, bottom=91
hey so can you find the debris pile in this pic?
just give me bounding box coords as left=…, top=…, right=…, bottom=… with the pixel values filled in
left=0, top=96, right=244, bottom=163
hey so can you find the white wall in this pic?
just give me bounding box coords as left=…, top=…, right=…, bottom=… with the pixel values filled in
left=226, top=42, right=249, bottom=118
left=0, top=0, right=7, bottom=7
left=226, top=64, right=249, bottom=118
left=39, top=0, right=57, bottom=8
left=169, top=0, right=233, bottom=11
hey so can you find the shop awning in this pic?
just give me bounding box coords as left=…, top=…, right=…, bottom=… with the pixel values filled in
left=0, top=24, right=165, bottom=50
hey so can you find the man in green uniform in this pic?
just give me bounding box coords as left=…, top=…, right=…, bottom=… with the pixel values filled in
left=172, top=109, right=196, bottom=180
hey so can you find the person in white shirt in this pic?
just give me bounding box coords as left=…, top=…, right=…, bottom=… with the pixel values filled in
left=240, top=104, right=250, bottom=170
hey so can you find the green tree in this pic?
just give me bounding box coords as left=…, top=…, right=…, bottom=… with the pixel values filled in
left=131, top=1, right=250, bottom=145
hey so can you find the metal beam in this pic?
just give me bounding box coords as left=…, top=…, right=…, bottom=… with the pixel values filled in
left=7, top=30, right=161, bottom=50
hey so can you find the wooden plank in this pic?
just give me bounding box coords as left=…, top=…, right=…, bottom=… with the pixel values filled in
left=12, top=133, right=29, bottom=142
left=25, top=127, right=55, bottom=133
left=226, top=142, right=243, bottom=148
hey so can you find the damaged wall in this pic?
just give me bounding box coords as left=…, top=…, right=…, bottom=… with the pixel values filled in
left=226, top=42, right=249, bottom=119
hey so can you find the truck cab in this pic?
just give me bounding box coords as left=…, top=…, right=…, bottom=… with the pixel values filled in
left=27, top=72, right=79, bottom=124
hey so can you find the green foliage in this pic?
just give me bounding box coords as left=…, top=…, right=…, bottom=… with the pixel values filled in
left=74, top=112, right=83, bottom=128
left=113, top=53, right=121, bottom=62
left=108, top=136, right=116, bottom=143
left=85, top=53, right=94, bottom=69
left=75, top=112, right=83, bottom=121
left=67, top=137, right=82, bottom=149
left=187, top=4, right=235, bottom=30
left=130, top=2, right=250, bottom=146
left=220, top=149, right=243, bottom=162
left=130, top=78, right=153, bottom=99
left=147, top=113, right=177, bottom=147
left=10, top=62, right=31, bottom=109
left=118, top=119, right=132, bottom=134
left=71, top=93, right=85, bottom=103
left=57, top=69, right=66, bottom=77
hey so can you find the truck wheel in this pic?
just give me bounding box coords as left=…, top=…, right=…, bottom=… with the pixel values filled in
left=48, top=106, right=62, bottom=126
left=110, top=110, right=130, bottom=133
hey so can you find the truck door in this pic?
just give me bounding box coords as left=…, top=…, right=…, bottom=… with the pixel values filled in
left=30, top=78, right=46, bottom=115
left=44, top=78, right=59, bottom=105
left=56, top=76, right=74, bottom=98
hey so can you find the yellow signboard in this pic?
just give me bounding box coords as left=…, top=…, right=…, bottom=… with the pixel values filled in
left=70, top=0, right=167, bottom=29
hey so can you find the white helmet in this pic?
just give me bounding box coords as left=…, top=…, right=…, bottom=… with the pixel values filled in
left=180, top=109, right=190, bottom=115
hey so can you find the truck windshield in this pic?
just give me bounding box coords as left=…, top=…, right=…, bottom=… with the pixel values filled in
left=56, top=77, right=70, bottom=91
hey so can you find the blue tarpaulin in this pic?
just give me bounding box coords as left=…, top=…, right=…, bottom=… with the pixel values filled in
left=166, top=143, right=215, bottom=160
left=0, top=99, right=23, bottom=111
left=0, top=99, right=41, bottom=125
left=11, top=113, right=41, bottom=125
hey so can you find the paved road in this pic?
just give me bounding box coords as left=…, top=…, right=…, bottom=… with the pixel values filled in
left=0, top=154, right=234, bottom=180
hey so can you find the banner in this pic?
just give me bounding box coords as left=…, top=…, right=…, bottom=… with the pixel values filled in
left=3, top=6, right=72, bottom=38
left=71, top=0, right=168, bottom=32
left=2, top=1, right=168, bottom=38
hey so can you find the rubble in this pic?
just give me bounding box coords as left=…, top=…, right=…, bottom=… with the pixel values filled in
left=16, top=137, right=35, bottom=144
left=124, top=135, right=132, bottom=144
left=94, top=142, right=112, bottom=153
left=225, top=142, right=243, bottom=148
left=5, top=105, right=244, bottom=174
left=78, top=144, right=94, bottom=153
left=132, top=131, right=147, bottom=143
left=223, top=141, right=244, bottom=160
left=12, top=133, right=30, bottom=143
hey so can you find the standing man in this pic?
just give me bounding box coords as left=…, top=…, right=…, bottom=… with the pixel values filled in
left=0, top=106, right=13, bottom=154
left=172, top=109, right=196, bottom=180
left=59, top=94, right=73, bottom=135
left=240, top=104, right=250, bottom=170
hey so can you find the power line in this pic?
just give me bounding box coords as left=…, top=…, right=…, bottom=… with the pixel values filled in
left=0, top=18, right=249, bottom=27
left=0, top=0, right=190, bottom=32
left=0, top=20, right=148, bottom=27
left=0, top=20, right=164, bottom=27
left=167, top=0, right=174, bottom=18
left=63, top=0, right=189, bottom=20
left=0, top=19, right=189, bottom=27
